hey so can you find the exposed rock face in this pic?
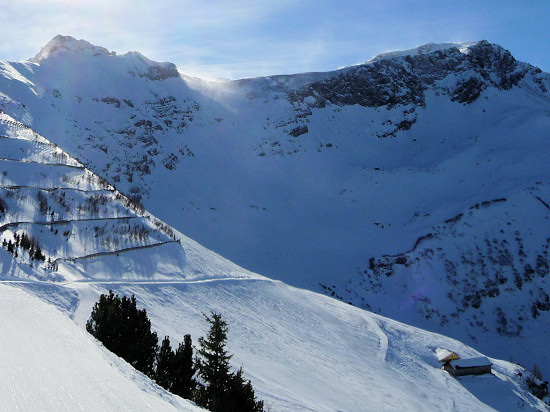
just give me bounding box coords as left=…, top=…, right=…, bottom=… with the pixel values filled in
left=289, top=41, right=535, bottom=109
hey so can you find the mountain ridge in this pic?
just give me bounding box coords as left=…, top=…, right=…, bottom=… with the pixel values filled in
left=2, top=36, right=550, bottom=408
left=0, top=108, right=543, bottom=410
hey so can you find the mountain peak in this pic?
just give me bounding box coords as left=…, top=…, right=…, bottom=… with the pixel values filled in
left=29, top=35, right=114, bottom=62
left=367, top=40, right=488, bottom=63
left=28, top=35, right=179, bottom=80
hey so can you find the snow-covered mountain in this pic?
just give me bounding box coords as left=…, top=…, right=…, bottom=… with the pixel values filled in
left=1, top=35, right=550, bottom=410
left=0, top=110, right=542, bottom=410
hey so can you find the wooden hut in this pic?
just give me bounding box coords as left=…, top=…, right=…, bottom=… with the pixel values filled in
left=443, top=356, right=492, bottom=376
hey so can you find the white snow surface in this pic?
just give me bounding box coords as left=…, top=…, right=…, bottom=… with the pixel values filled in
left=452, top=357, right=492, bottom=368
left=0, top=284, right=202, bottom=411
left=29, top=34, right=113, bottom=63
left=436, top=347, right=456, bottom=362
left=5, top=277, right=546, bottom=412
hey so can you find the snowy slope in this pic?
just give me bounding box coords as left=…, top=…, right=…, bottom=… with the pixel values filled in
left=0, top=111, right=262, bottom=284
left=14, top=277, right=546, bottom=412
left=0, top=284, right=202, bottom=411
left=1, top=37, right=547, bottom=292
left=0, top=99, right=545, bottom=410
left=1, top=36, right=550, bottom=409
left=340, top=182, right=550, bottom=372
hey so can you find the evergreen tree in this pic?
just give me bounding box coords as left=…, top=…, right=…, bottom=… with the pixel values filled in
left=195, top=312, right=233, bottom=411
left=225, top=368, right=264, bottom=412
left=6, top=239, right=14, bottom=254
left=172, top=334, right=196, bottom=399
left=155, top=336, right=176, bottom=390
left=20, top=233, right=30, bottom=249
left=33, top=243, right=45, bottom=261
left=195, top=312, right=264, bottom=412
left=86, top=291, right=158, bottom=378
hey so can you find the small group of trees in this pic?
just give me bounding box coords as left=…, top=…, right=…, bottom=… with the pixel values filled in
left=155, top=334, right=195, bottom=399
left=86, top=292, right=158, bottom=376
left=526, top=364, right=549, bottom=401
left=86, top=291, right=263, bottom=412
left=2, top=232, right=46, bottom=261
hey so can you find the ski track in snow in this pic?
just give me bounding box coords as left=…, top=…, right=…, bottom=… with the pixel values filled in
left=2, top=272, right=547, bottom=411
left=0, top=285, right=203, bottom=412
left=364, top=315, right=389, bottom=362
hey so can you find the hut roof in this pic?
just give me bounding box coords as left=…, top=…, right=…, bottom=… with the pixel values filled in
left=436, top=348, right=460, bottom=362
left=451, top=357, right=492, bottom=369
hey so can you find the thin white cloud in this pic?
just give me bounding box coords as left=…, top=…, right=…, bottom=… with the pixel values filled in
left=0, top=1, right=549, bottom=78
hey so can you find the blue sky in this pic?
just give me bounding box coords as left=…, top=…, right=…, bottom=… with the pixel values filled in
left=1, top=1, right=549, bottom=79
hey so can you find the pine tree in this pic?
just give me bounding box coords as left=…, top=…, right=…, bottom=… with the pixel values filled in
left=123, top=295, right=158, bottom=377
left=195, top=312, right=233, bottom=411
left=195, top=312, right=264, bottom=412
left=86, top=291, right=158, bottom=378
left=226, top=368, right=264, bottom=412
left=6, top=239, right=14, bottom=254
left=172, top=334, right=196, bottom=399
left=20, top=233, right=30, bottom=250
left=155, top=336, right=176, bottom=390
left=33, top=244, right=45, bottom=261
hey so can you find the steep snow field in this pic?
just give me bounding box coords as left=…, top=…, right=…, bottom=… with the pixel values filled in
left=0, top=111, right=544, bottom=411
left=10, top=277, right=546, bottom=412
left=0, top=284, right=202, bottom=411
left=2, top=36, right=546, bottom=381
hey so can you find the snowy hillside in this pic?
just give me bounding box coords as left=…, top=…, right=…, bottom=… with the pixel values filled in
left=0, top=100, right=546, bottom=410
left=0, top=111, right=260, bottom=284
left=344, top=185, right=550, bottom=369
left=14, top=276, right=546, bottom=412
left=0, top=285, right=202, bottom=411
left=1, top=35, right=550, bottom=409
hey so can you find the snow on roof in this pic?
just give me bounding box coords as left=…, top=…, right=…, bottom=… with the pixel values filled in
left=451, top=357, right=492, bottom=368
left=436, top=348, right=454, bottom=361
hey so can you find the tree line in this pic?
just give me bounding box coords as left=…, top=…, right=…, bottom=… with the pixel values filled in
left=2, top=232, right=46, bottom=261
left=86, top=291, right=264, bottom=412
